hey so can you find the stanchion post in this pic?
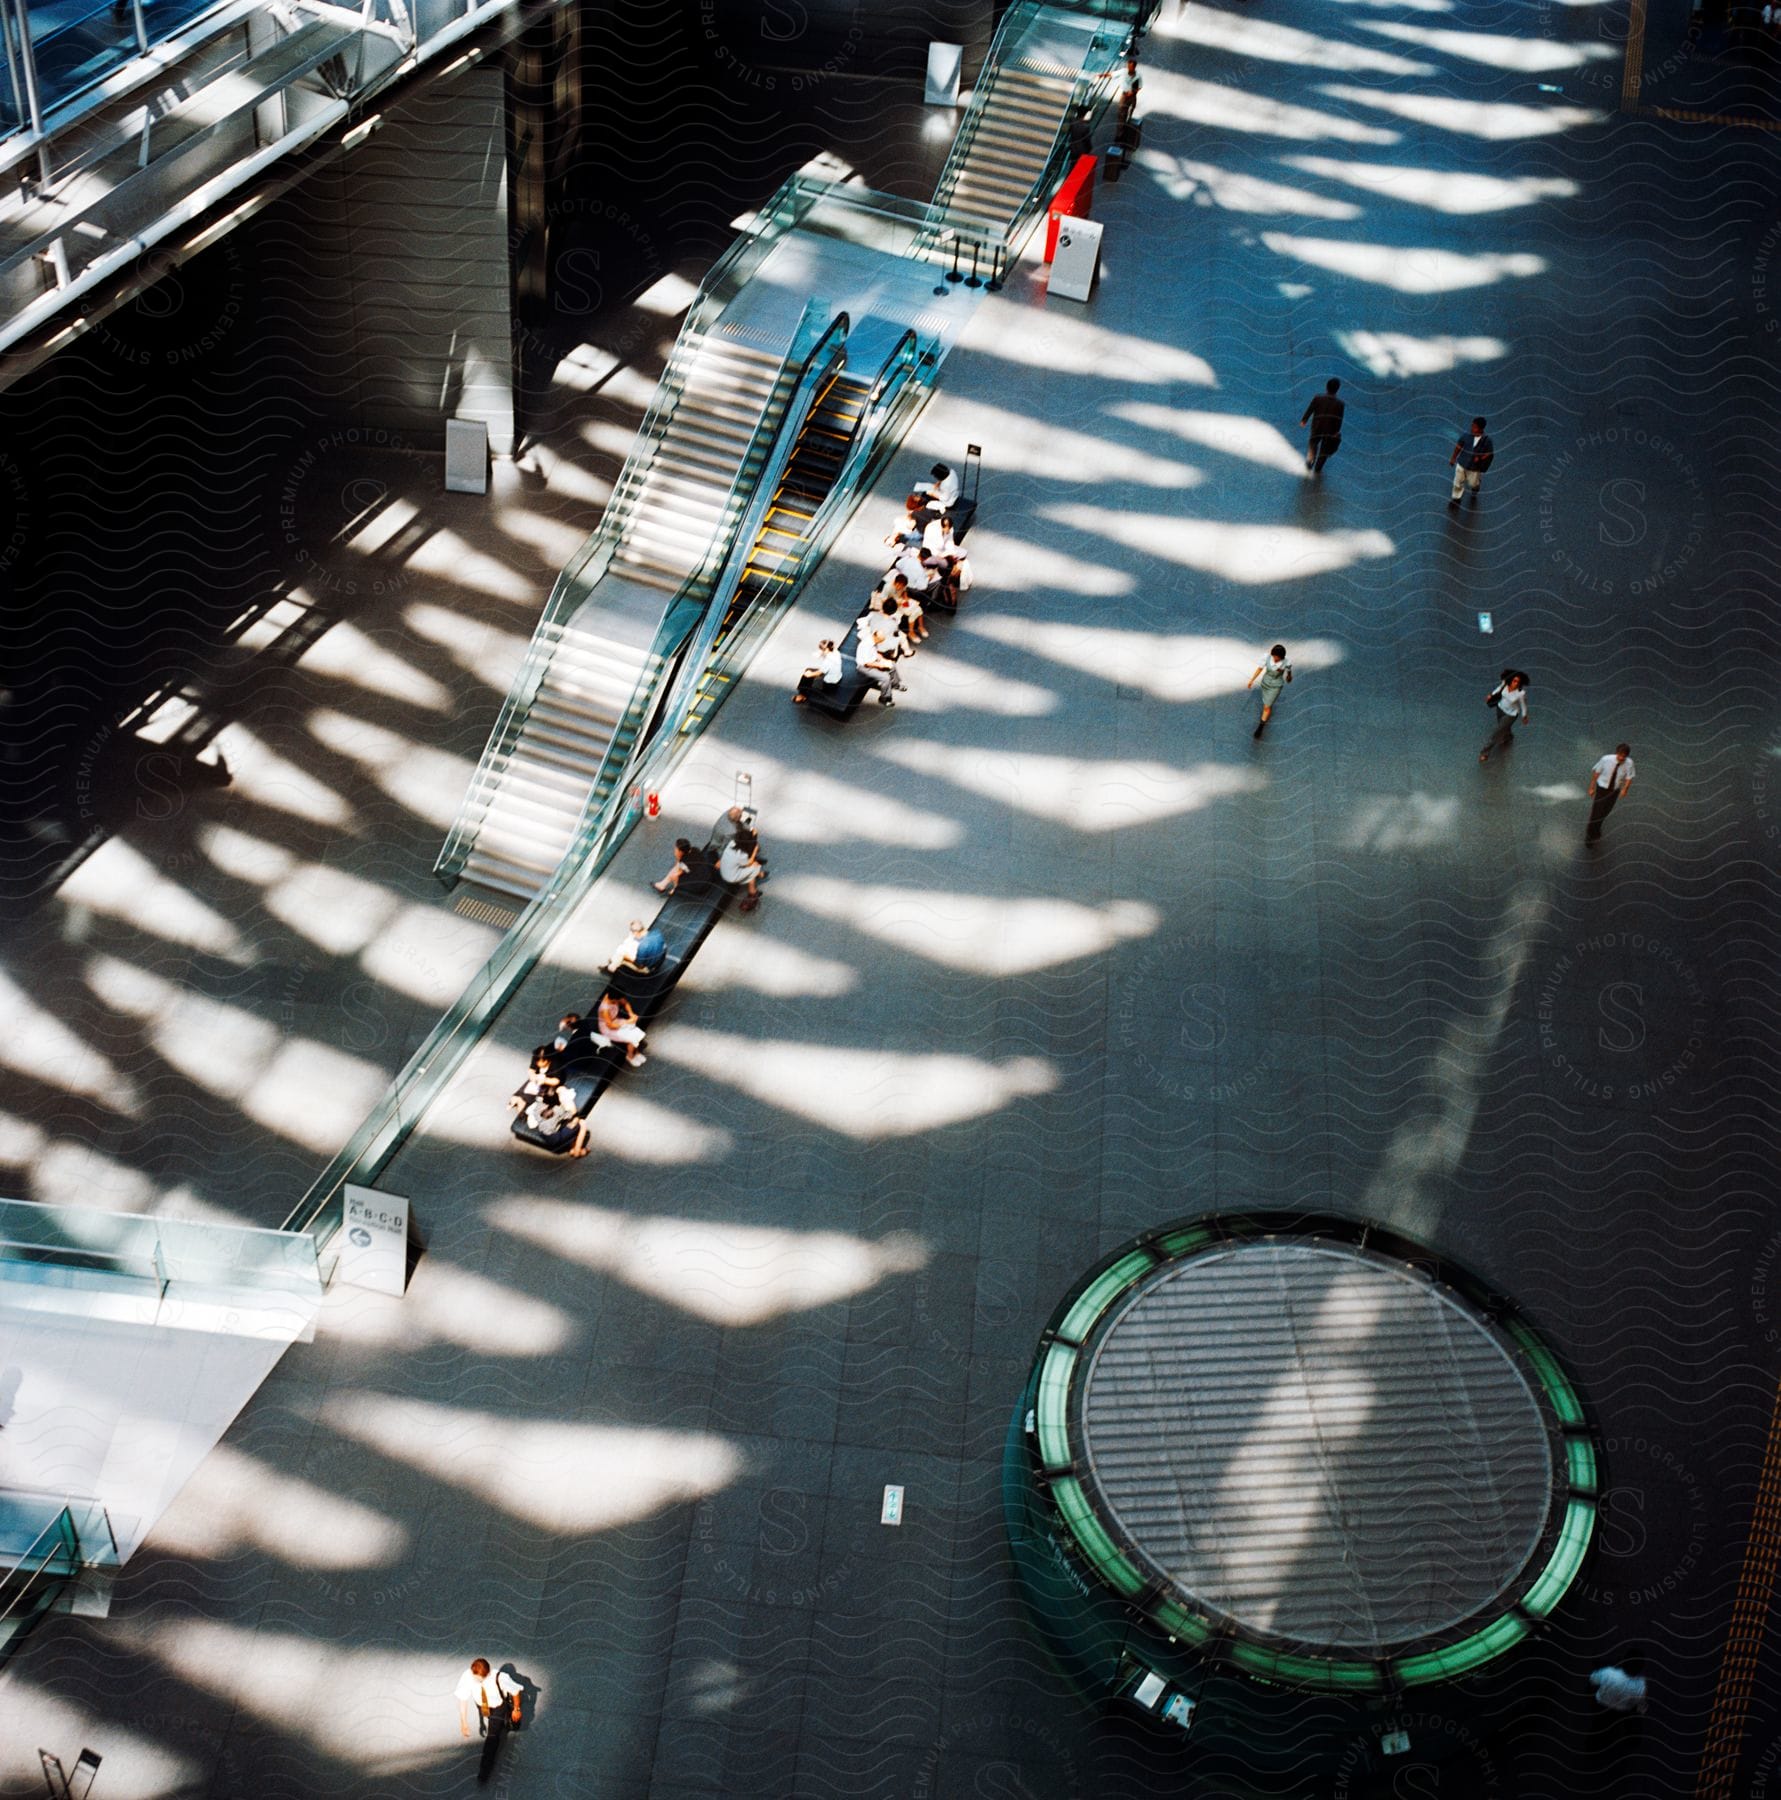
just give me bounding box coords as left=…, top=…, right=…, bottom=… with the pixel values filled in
left=986, top=245, right=1006, bottom=293
left=945, top=235, right=964, bottom=285
left=965, top=240, right=983, bottom=288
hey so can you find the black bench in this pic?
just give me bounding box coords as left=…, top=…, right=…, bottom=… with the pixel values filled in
left=801, top=622, right=882, bottom=721
left=512, top=814, right=742, bottom=1154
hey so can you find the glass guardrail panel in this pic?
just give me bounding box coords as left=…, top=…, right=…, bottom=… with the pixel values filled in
left=0, top=1200, right=160, bottom=1268
left=152, top=1217, right=320, bottom=1293
left=0, top=1494, right=75, bottom=1560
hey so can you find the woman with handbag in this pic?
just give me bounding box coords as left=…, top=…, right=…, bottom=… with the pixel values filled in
left=1480, top=671, right=1529, bottom=762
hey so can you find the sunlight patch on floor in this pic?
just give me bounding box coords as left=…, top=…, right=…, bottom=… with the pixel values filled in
left=149, top=1442, right=407, bottom=1569
left=1172, top=6, right=1434, bottom=74
left=321, top=1392, right=742, bottom=1531
left=1285, top=155, right=1580, bottom=213
left=291, top=620, right=452, bottom=712
left=964, top=313, right=1217, bottom=387
left=85, top=957, right=390, bottom=1154
left=222, top=725, right=356, bottom=830
left=60, top=839, right=252, bottom=964
left=117, top=1621, right=535, bottom=1775
left=1153, top=74, right=1402, bottom=143
left=1322, top=84, right=1604, bottom=138
left=780, top=878, right=1159, bottom=977
left=320, top=1257, right=574, bottom=1353
left=1151, top=156, right=1363, bottom=219
left=1263, top=232, right=1545, bottom=293
left=1334, top=328, right=1509, bottom=378
left=1342, top=792, right=1462, bottom=853
left=1044, top=504, right=1394, bottom=583
left=17, top=1134, right=163, bottom=1212
left=659, top=1026, right=1056, bottom=1136
left=403, top=601, right=534, bottom=692
left=405, top=528, right=538, bottom=606
left=1360, top=20, right=1621, bottom=70
left=308, top=707, right=478, bottom=833
left=875, top=740, right=1267, bottom=829
left=0, top=972, right=143, bottom=1116
left=1109, top=403, right=1308, bottom=475
left=656, top=750, right=965, bottom=851
left=961, top=619, right=1347, bottom=701
left=490, top=1197, right=929, bottom=1326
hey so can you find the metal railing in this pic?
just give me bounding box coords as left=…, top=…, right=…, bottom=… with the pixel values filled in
left=0, top=1495, right=118, bottom=1667
left=284, top=320, right=940, bottom=1255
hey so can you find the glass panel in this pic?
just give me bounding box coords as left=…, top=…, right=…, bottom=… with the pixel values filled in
left=24, top=0, right=140, bottom=116
left=0, top=1197, right=319, bottom=1304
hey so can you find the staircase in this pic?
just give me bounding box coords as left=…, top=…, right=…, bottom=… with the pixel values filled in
left=451, top=331, right=793, bottom=903
left=607, top=338, right=788, bottom=600
left=458, top=624, right=667, bottom=901
left=941, top=54, right=1083, bottom=234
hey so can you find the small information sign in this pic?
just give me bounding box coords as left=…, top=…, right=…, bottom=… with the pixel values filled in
left=339, top=1184, right=412, bottom=1296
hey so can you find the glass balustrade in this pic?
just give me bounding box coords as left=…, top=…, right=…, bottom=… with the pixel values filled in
left=0, top=1196, right=320, bottom=1311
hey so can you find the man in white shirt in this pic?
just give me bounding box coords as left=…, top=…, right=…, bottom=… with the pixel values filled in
left=1479, top=672, right=1528, bottom=763
left=456, top=1657, right=520, bottom=1739
left=851, top=615, right=903, bottom=705
left=1586, top=743, right=1635, bottom=841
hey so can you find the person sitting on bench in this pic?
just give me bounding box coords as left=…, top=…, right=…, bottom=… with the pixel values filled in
left=719, top=822, right=769, bottom=904
left=885, top=531, right=936, bottom=605
left=853, top=619, right=904, bottom=706
left=881, top=572, right=929, bottom=645
left=858, top=598, right=912, bottom=664
left=523, top=1090, right=592, bottom=1158
left=592, top=990, right=647, bottom=1067
left=795, top=638, right=844, bottom=703
left=547, top=1013, right=588, bottom=1062
left=510, top=1046, right=561, bottom=1112
left=914, top=462, right=961, bottom=510
left=922, top=514, right=968, bottom=603
left=653, top=837, right=709, bottom=895
left=607, top=917, right=667, bottom=975
left=908, top=462, right=960, bottom=528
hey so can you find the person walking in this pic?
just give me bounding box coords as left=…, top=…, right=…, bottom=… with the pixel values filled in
left=1449, top=417, right=1494, bottom=506
left=1299, top=379, right=1345, bottom=474
left=1585, top=743, right=1635, bottom=841
left=1246, top=645, right=1293, bottom=738
left=457, top=1657, right=520, bottom=1742
left=1479, top=670, right=1529, bottom=762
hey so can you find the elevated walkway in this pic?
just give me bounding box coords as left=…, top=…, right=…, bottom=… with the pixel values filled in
left=0, top=0, right=548, bottom=363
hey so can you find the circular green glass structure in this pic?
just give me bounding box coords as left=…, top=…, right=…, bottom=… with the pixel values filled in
left=1008, top=1213, right=1598, bottom=1698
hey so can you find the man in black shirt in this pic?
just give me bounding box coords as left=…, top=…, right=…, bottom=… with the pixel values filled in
left=1300, top=378, right=1345, bottom=474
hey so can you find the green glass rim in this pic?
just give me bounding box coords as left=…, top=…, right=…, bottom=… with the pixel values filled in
left=1024, top=1210, right=1600, bottom=1692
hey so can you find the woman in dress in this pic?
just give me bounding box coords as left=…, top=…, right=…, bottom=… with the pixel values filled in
left=1245, top=644, right=1292, bottom=738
